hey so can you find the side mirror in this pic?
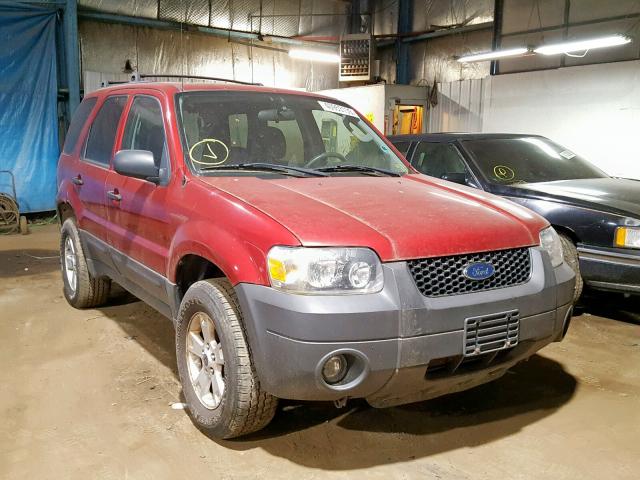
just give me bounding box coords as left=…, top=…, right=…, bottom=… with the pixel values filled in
left=441, top=172, right=467, bottom=185
left=113, top=150, right=159, bottom=183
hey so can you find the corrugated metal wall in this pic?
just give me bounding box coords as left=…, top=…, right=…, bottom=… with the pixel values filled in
left=497, top=0, right=640, bottom=73
left=375, top=0, right=493, bottom=85
left=79, top=0, right=349, bottom=92
left=80, top=0, right=349, bottom=35
left=376, top=0, right=640, bottom=84
left=427, top=77, right=485, bottom=132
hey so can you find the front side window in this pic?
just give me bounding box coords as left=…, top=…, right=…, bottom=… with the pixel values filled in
left=412, top=142, right=469, bottom=179
left=84, top=96, right=127, bottom=166
left=63, top=97, right=97, bottom=154
left=462, top=137, right=608, bottom=185
left=121, top=96, right=167, bottom=170
left=176, top=92, right=408, bottom=176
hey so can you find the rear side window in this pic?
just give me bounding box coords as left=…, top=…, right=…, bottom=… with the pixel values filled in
left=121, top=96, right=166, bottom=168
left=393, top=141, right=410, bottom=155
left=84, top=96, right=127, bottom=166
left=62, top=97, right=97, bottom=154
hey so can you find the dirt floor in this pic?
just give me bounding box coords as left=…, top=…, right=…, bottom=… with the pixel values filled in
left=1, top=224, right=639, bottom=480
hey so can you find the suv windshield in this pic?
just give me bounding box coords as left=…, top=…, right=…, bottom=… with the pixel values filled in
left=176, top=91, right=408, bottom=176
left=461, top=137, right=608, bottom=185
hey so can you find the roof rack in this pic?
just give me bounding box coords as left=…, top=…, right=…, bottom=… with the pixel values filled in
left=130, top=72, right=262, bottom=86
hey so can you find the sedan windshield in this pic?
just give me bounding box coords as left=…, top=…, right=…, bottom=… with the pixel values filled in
left=461, top=137, right=608, bottom=185
left=176, top=91, right=408, bottom=176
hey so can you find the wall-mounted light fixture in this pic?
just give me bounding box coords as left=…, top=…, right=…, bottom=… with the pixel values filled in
left=534, top=34, right=631, bottom=55
left=289, top=48, right=340, bottom=63
left=456, top=34, right=632, bottom=63
left=457, top=47, right=529, bottom=62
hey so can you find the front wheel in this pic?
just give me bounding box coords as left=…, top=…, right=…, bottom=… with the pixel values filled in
left=175, top=278, right=278, bottom=439
left=559, top=233, right=583, bottom=303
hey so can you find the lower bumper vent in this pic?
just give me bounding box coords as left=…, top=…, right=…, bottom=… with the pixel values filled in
left=464, top=310, right=519, bottom=357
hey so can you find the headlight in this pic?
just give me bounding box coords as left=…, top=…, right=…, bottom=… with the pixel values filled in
left=615, top=227, right=640, bottom=249
left=539, top=226, right=564, bottom=267
left=267, top=246, right=384, bottom=295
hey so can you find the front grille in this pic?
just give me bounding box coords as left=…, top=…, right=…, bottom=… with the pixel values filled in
left=464, top=310, right=520, bottom=356
left=407, top=247, right=531, bottom=297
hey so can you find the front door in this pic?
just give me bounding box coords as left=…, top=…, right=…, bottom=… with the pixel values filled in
left=105, top=94, right=173, bottom=297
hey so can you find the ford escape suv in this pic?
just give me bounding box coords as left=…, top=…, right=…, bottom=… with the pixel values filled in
left=57, top=81, right=575, bottom=439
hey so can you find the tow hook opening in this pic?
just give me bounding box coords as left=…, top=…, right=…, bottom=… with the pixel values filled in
left=333, top=397, right=348, bottom=409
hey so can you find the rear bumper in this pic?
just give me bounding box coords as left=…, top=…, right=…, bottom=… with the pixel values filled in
left=236, top=247, right=575, bottom=407
left=578, top=245, right=640, bottom=294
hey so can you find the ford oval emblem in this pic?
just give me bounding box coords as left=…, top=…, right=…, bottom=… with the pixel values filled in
left=463, top=262, right=495, bottom=281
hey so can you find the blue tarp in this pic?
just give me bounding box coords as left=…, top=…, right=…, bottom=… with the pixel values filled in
left=0, top=4, right=59, bottom=213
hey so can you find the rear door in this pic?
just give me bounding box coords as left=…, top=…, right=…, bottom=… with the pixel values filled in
left=76, top=95, right=128, bottom=249
left=105, top=94, right=173, bottom=290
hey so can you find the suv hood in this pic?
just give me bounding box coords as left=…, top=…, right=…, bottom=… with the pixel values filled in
left=199, top=174, right=547, bottom=261
left=507, top=178, right=640, bottom=218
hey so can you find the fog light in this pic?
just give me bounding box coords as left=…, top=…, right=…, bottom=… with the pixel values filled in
left=322, top=355, right=348, bottom=384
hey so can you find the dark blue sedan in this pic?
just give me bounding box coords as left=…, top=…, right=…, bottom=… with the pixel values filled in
left=389, top=133, right=640, bottom=301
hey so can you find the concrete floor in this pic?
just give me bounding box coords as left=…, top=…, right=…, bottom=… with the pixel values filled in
left=1, top=224, right=639, bottom=480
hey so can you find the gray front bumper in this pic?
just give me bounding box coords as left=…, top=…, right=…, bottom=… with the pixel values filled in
left=236, top=247, right=575, bottom=407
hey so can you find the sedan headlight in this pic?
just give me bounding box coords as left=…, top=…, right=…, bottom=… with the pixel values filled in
left=267, top=246, right=384, bottom=295
left=539, top=226, right=564, bottom=267
left=615, top=227, right=640, bottom=249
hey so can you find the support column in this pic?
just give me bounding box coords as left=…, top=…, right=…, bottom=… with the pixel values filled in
left=396, top=0, right=412, bottom=84
left=490, top=0, right=504, bottom=76
left=64, top=0, right=80, bottom=114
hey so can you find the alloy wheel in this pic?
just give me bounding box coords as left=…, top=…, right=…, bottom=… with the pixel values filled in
left=186, top=311, right=226, bottom=409
left=63, top=236, right=77, bottom=294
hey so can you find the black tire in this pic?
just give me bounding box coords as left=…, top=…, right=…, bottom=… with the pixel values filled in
left=559, top=233, right=583, bottom=303
left=60, top=218, right=111, bottom=308
left=175, top=278, right=277, bottom=439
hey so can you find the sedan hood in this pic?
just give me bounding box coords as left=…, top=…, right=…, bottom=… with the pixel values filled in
left=508, top=178, right=640, bottom=218
left=198, top=174, right=548, bottom=261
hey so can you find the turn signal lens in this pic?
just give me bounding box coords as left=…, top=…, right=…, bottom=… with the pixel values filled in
left=615, top=227, right=640, bottom=249
left=268, top=257, right=287, bottom=282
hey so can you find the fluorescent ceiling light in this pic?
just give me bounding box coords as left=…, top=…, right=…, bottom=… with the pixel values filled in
left=289, top=48, right=340, bottom=63
left=457, top=47, right=528, bottom=62
left=534, top=35, right=631, bottom=55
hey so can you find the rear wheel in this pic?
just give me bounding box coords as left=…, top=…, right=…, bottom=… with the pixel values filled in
left=60, top=218, right=111, bottom=308
left=559, top=233, right=583, bottom=303
left=175, top=278, right=277, bottom=439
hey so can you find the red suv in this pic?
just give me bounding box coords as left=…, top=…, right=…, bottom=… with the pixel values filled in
left=57, top=81, right=575, bottom=438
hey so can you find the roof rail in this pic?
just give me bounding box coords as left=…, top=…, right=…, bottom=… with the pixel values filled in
left=130, top=72, right=262, bottom=86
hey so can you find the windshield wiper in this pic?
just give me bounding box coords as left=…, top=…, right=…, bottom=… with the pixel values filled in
left=315, top=164, right=403, bottom=177
left=200, top=162, right=328, bottom=177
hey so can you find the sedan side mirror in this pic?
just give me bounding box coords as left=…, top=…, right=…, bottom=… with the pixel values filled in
left=441, top=172, right=467, bottom=185
left=114, top=150, right=160, bottom=183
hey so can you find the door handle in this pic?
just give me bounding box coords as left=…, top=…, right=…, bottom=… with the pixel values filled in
left=71, top=175, right=83, bottom=186
left=107, top=190, right=121, bottom=202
